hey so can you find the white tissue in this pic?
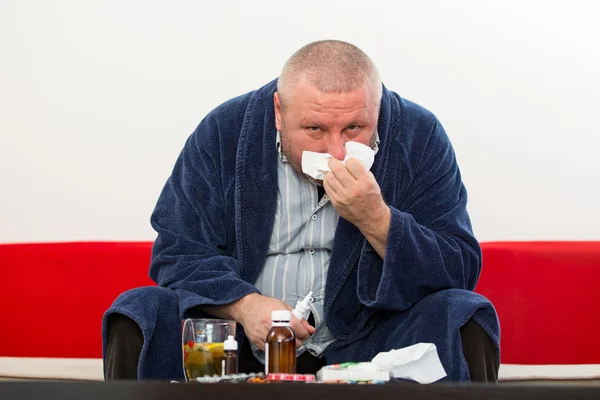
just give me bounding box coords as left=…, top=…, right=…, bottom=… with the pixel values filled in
left=301, top=141, right=375, bottom=180
left=370, top=343, right=447, bottom=384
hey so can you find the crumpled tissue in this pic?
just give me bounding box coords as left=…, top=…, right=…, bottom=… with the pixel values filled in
left=371, top=343, right=447, bottom=384
left=301, top=141, right=375, bottom=180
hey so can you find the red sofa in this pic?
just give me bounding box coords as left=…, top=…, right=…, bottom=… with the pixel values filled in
left=1, top=241, right=599, bottom=380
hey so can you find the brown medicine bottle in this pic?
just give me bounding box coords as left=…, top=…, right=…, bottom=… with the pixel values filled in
left=265, top=310, right=296, bottom=374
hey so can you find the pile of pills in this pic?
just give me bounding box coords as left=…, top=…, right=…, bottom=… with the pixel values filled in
left=193, top=372, right=265, bottom=383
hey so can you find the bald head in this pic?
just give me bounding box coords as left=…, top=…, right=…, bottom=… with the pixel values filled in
left=277, top=40, right=382, bottom=109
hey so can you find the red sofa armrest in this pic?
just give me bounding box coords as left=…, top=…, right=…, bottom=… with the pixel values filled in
left=476, top=241, right=600, bottom=365
left=0, top=242, right=156, bottom=358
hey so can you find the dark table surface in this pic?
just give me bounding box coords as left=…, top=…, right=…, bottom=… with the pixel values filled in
left=1, top=381, right=600, bottom=400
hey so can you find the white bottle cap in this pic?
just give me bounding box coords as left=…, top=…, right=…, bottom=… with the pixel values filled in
left=271, top=310, right=292, bottom=322
left=224, top=335, right=238, bottom=351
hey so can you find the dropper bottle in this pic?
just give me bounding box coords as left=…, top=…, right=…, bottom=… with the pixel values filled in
left=222, top=335, right=238, bottom=376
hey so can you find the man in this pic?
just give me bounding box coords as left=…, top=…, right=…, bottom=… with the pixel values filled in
left=103, top=40, right=500, bottom=382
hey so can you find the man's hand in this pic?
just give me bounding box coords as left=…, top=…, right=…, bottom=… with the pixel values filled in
left=234, top=293, right=315, bottom=351
left=323, top=157, right=391, bottom=258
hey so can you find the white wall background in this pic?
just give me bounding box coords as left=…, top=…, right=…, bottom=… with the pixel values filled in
left=1, top=0, right=599, bottom=244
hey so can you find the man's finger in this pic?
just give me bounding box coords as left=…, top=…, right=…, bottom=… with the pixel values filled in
left=345, top=157, right=369, bottom=180
left=254, top=337, right=266, bottom=351
left=323, top=175, right=341, bottom=206
left=289, top=319, right=310, bottom=341
left=323, top=172, right=343, bottom=196
left=301, top=318, right=316, bottom=335
left=327, top=158, right=354, bottom=187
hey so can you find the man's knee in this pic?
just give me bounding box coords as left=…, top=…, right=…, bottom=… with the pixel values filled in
left=111, top=286, right=179, bottom=313
left=412, top=289, right=497, bottom=328
left=414, top=290, right=498, bottom=382
left=102, top=286, right=180, bottom=380
left=103, top=285, right=180, bottom=340
left=375, top=290, right=498, bottom=381
left=415, top=288, right=483, bottom=309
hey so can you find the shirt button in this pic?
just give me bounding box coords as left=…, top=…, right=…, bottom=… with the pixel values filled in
left=311, top=215, right=317, bottom=221
left=309, top=249, right=315, bottom=255
left=309, top=296, right=315, bottom=303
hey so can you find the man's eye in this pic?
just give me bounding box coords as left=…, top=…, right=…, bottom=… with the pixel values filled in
left=347, top=125, right=359, bottom=131
left=307, top=126, right=319, bottom=132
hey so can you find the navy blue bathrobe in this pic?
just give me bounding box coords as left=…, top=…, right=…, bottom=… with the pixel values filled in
left=102, top=79, right=500, bottom=381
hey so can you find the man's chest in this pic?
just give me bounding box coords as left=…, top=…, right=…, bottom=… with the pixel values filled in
left=267, top=160, right=339, bottom=255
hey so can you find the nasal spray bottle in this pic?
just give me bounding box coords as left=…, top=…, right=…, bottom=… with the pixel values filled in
left=292, top=291, right=313, bottom=321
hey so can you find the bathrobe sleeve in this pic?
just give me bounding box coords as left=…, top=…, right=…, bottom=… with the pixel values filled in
left=357, top=119, right=481, bottom=311
left=148, top=114, right=259, bottom=314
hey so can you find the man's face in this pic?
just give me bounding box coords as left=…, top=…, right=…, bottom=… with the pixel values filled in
left=274, top=79, right=379, bottom=184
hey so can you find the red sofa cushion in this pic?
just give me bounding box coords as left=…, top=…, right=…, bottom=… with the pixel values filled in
left=1, top=241, right=599, bottom=365
left=475, top=241, right=600, bottom=364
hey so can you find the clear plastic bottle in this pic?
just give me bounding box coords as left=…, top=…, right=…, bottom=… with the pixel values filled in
left=222, top=335, right=238, bottom=376
left=265, top=310, right=296, bottom=374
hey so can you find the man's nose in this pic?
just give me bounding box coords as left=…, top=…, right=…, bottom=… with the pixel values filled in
left=327, top=134, right=347, bottom=160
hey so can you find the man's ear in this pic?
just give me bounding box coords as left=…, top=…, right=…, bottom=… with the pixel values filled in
left=274, top=92, right=283, bottom=132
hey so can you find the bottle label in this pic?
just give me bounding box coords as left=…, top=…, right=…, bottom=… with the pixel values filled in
left=265, top=343, right=269, bottom=374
